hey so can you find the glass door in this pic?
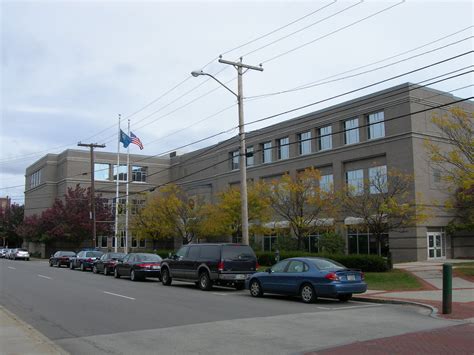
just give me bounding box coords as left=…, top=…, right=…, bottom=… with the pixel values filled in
left=427, top=232, right=444, bottom=259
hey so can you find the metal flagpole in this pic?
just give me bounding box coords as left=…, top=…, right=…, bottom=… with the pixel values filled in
left=125, top=119, right=131, bottom=254
left=114, top=114, right=121, bottom=253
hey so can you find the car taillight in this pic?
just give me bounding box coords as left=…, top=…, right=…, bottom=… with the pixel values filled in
left=325, top=272, right=339, bottom=281
left=256, top=261, right=260, bottom=270
left=361, top=272, right=365, bottom=280
left=218, top=261, right=224, bottom=272
left=137, top=263, right=159, bottom=269
left=86, top=258, right=93, bottom=262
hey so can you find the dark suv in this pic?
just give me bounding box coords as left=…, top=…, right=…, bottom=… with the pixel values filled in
left=160, top=243, right=258, bottom=291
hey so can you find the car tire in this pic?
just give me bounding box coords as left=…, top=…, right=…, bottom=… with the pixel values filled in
left=300, top=283, right=316, bottom=304
left=338, top=294, right=352, bottom=302
left=130, top=270, right=138, bottom=282
left=249, top=279, right=263, bottom=297
left=234, top=283, right=245, bottom=291
left=93, top=265, right=98, bottom=274
left=26, top=258, right=29, bottom=261
left=49, top=261, right=53, bottom=267
left=80, top=263, right=85, bottom=271
left=114, top=268, right=120, bottom=278
left=198, top=271, right=212, bottom=291
left=104, top=266, right=109, bottom=276
left=70, top=262, right=75, bottom=270
left=161, top=268, right=172, bottom=286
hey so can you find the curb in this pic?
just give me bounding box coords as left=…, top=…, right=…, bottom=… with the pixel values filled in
left=0, top=305, right=70, bottom=355
left=353, top=296, right=469, bottom=323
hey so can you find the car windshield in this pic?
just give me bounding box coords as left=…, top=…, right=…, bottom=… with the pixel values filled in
left=222, top=245, right=256, bottom=260
left=86, top=251, right=103, bottom=257
left=108, top=253, right=125, bottom=259
left=309, top=258, right=345, bottom=270
left=136, top=254, right=161, bottom=262
left=60, top=252, right=76, bottom=256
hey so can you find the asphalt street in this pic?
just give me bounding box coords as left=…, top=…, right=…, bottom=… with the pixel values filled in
left=0, top=258, right=460, bottom=355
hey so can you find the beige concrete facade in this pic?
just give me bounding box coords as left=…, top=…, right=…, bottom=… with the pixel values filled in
left=24, top=83, right=473, bottom=262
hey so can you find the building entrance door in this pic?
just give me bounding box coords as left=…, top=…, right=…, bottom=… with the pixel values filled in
left=427, top=232, right=445, bottom=259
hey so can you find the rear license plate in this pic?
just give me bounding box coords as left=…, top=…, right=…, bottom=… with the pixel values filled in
left=152, top=266, right=160, bottom=270
left=347, top=275, right=355, bottom=281
left=235, top=274, right=246, bottom=280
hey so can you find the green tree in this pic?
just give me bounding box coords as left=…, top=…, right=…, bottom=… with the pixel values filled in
left=132, top=184, right=203, bottom=245
left=266, top=168, right=337, bottom=250
left=341, top=168, right=427, bottom=256
left=425, top=107, right=474, bottom=233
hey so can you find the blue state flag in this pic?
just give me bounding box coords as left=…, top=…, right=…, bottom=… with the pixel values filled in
left=120, top=130, right=131, bottom=148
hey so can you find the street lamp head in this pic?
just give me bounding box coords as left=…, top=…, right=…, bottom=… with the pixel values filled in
left=191, top=70, right=204, bottom=77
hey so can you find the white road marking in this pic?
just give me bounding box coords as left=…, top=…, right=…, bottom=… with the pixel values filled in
left=38, top=274, right=52, bottom=280
left=211, top=293, right=229, bottom=296
left=317, top=306, right=331, bottom=310
left=103, top=291, right=135, bottom=300
left=333, top=304, right=381, bottom=310
left=8, top=266, right=16, bottom=270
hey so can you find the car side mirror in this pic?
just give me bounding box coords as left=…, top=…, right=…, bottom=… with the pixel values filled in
left=266, top=268, right=272, bottom=273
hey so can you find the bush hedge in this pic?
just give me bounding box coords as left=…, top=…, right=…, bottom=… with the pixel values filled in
left=150, top=248, right=388, bottom=272
left=255, top=251, right=388, bottom=272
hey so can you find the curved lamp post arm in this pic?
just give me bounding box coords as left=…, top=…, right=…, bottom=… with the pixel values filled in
left=191, top=71, right=238, bottom=98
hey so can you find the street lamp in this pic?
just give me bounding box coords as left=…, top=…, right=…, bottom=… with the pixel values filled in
left=191, top=58, right=263, bottom=245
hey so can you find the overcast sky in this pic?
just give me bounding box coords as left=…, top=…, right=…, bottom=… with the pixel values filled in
left=1, top=0, right=473, bottom=205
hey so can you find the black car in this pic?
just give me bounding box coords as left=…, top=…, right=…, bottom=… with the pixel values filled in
left=93, top=252, right=126, bottom=275
left=49, top=251, right=76, bottom=267
left=160, top=243, right=258, bottom=291
left=70, top=250, right=104, bottom=271
left=114, top=253, right=162, bottom=281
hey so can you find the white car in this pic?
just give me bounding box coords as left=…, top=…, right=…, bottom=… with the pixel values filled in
left=14, top=249, right=30, bottom=261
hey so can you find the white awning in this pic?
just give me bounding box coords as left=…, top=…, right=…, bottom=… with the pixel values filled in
left=263, top=220, right=289, bottom=229
left=263, top=218, right=334, bottom=229
left=344, top=217, right=365, bottom=225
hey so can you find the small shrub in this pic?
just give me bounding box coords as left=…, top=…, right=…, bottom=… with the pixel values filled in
left=318, top=232, right=345, bottom=254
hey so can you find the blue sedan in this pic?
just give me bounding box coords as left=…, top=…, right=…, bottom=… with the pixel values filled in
left=246, top=257, right=367, bottom=303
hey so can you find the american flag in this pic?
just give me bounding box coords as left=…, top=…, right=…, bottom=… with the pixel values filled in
left=130, top=132, right=144, bottom=150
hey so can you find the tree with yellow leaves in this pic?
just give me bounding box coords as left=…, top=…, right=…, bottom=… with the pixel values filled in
left=425, top=107, right=474, bottom=233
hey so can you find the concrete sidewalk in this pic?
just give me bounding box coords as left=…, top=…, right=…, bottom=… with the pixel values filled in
left=355, top=259, right=474, bottom=320
left=0, top=305, right=68, bottom=355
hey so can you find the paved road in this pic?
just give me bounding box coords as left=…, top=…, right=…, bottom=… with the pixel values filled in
left=0, top=259, right=460, bottom=355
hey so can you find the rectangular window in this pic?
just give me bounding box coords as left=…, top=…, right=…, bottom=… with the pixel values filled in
left=131, top=199, right=145, bottom=215
left=318, top=125, right=332, bottom=151
left=262, top=142, right=272, bottom=163
left=101, top=236, right=108, bottom=248
left=94, top=163, right=110, bottom=181
left=113, top=164, right=127, bottom=182
left=230, top=150, right=239, bottom=170
left=132, top=237, right=144, bottom=248
left=278, top=137, right=289, bottom=160
left=112, top=198, right=127, bottom=215
left=346, top=169, right=364, bottom=195
left=132, top=166, right=147, bottom=182
left=139, top=238, right=146, bottom=248
left=30, top=169, right=42, bottom=188
left=433, top=168, right=441, bottom=183
left=344, top=118, right=359, bottom=145
left=298, top=131, right=312, bottom=155
left=246, top=146, right=254, bottom=167
left=319, top=174, right=334, bottom=193
left=368, top=111, right=385, bottom=139
left=369, top=165, right=388, bottom=194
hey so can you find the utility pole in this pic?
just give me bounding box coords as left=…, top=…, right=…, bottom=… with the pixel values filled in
left=78, top=142, right=106, bottom=248
left=218, top=57, right=263, bottom=246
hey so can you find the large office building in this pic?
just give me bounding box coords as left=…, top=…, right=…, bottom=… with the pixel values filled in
left=24, top=83, right=473, bottom=262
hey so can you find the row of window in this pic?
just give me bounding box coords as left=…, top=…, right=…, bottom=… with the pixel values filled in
left=30, top=169, right=41, bottom=188
left=96, top=235, right=146, bottom=248
left=95, top=163, right=147, bottom=182
left=230, top=111, right=385, bottom=169
left=109, top=198, right=145, bottom=215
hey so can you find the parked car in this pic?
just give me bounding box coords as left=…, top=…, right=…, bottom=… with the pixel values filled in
left=7, top=248, right=18, bottom=260
left=114, top=253, right=162, bottom=281
left=93, top=252, right=126, bottom=275
left=0, top=248, right=7, bottom=258
left=160, top=243, right=258, bottom=291
left=49, top=251, right=76, bottom=267
left=246, top=257, right=367, bottom=303
left=13, top=248, right=30, bottom=260
left=70, top=250, right=104, bottom=271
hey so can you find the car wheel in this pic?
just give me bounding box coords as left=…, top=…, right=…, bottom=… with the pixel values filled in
left=114, top=268, right=120, bottom=278
left=300, top=283, right=316, bottom=304
left=93, top=265, right=98, bottom=274
left=70, top=262, right=74, bottom=270
left=198, top=271, right=212, bottom=291
left=249, top=279, right=263, bottom=297
left=130, top=270, right=138, bottom=281
left=104, top=266, right=109, bottom=276
left=161, top=268, right=172, bottom=286
left=338, top=294, right=352, bottom=302
left=49, top=261, right=53, bottom=267
left=234, top=283, right=245, bottom=291
left=80, top=263, right=85, bottom=271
